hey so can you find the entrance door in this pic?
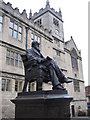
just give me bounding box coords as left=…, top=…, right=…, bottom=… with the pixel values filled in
left=71, top=105, right=75, bottom=117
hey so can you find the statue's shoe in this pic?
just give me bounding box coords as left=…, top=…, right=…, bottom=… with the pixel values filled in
left=53, top=84, right=65, bottom=90
left=63, top=78, right=72, bottom=83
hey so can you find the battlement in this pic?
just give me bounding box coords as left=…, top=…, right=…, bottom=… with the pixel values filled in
left=32, top=1, right=63, bottom=22
left=1, top=0, right=52, bottom=39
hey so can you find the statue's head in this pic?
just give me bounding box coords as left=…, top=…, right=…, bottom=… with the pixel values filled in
left=32, top=41, right=40, bottom=52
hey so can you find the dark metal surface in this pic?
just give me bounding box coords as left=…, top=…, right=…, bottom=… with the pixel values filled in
left=21, top=41, right=72, bottom=92
left=11, top=90, right=73, bottom=119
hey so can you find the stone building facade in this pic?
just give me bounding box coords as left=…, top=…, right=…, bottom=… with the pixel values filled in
left=0, top=0, right=87, bottom=119
left=85, top=86, right=90, bottom=115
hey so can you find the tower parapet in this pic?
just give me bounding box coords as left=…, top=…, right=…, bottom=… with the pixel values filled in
left=32, top=0, right=63, bottom=22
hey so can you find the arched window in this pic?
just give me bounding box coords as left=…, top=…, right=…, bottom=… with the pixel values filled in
left=70, top=48, right=78, bottom=70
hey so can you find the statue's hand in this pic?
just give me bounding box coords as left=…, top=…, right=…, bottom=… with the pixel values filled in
left=37, top=58, right=47, bottom=63
left=37, top=58, right=42, bottom=63
left=46, top=56, right=52, bottom=60
left=41, top=58, right=46, bottom=62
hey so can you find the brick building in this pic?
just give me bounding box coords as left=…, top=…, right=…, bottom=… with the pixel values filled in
left=85, top=86, right=90, bottom=115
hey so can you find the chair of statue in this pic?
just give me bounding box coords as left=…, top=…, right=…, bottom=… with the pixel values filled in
left=21, top=54, right=50, bottom=92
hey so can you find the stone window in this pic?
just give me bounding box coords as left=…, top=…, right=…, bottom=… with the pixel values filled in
left=18, top=26, right=22, bottom=41
left=2, top=79, right=11, bottom=91
left=6, top=49, right=10, bottom=65
left=28, top=83, right=31, bottom=92
left=55, top=29, right=59, bottom=35
left=36, top=19, right=42, bottom=25
left=28, top=82, right=35, bottom=92
left=35, top=35, right=37, bottom=41
left=31, top=32, right=41, bottom=48
left=56, top=50, right=60, bottom=56
left=53, top=18, right=59, bottom=27
left=2, top=79, right=5, bottom=91
left=6, top=49, right=22, bottom=68
left=15, top=80, right=23, bottom=92
left=54, top=48, right=60, bottom=56
left=38, top=36, right=40, bottom=43
left=75, top=73, right=77, bottom=78
left=0, top=16, right=3, bottom=32
left=13, top=23, right=18, bottom=39
left=31, top=33, right=34, bottom=43
left=71, top=49, right=78, bottom=70
left=18, top=55, right=22, bottom=68
left=15, top=53, right=18, bottom=67
left=9, top=20, right=22, bottom=41
left=54, top=38, right=60, bottom=47
left=15, top=81, right=18, bottom=91
left=11, top=51, right=14, bottom=66
left=19, top=81, right=23, bottom=91
left=9, top=21, right=13, bottom=36
left=73, top=80, right=80, bottom=92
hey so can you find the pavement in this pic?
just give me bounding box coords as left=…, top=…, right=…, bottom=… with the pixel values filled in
left=71, top=117, right=90, bottom=120
left=1, top=117, right=90, bottom=120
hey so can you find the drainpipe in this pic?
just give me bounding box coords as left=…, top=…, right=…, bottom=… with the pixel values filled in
left=25, top=27, right=29, bottom=50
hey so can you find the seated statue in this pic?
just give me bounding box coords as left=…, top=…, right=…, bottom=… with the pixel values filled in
left=21, top=41, right=72, bottom=92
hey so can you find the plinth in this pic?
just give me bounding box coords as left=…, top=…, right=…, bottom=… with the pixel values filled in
left=11, top=90, right=73, bottom=120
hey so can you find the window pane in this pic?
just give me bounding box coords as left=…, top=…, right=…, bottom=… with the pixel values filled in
left=31, top=33, right=34, bottom=39
left=15, top=81, right=18, bottom=91
left=6, top=80, right=11, bottom=91
left=31, top=33, right=34, bottom=43
left=0, top=24, right=2, bottom=32
left=56, top=29, right=59, bottom=35
left=71, top=57, right=78, bottom=69
left=19, top=81, right=22, bottom=91
left=11, top=51, right=14, bottom=66
left=38, top=37, right=40, bottom=43
left=10, top=21, right=13, bottom=28
left=2, top=79, right=5, bottom=91
left=7, top=50, right=10, bottom=56
left=11, top=51, right=14, bottom=58
left=35, top=35, right=37, bottom=41
left=18, top=33, right=21, bottom=41
left=19, top=55, right=21, bottom=61
left=6, top=57, right=10, bottom=65
left=56, top=50, right=60, bottom=56
left=54, top=39, right=60, bottom=47
left=19, top=26, right=22, bottom=33
left=15, top=60, right=18, bottom=67
left=0, top=16, right=3, bottom=23
left=53, top=18, right=59, bottom=27
left=14, top=24, right=18, bottom=30
left=9, top=28, right=13, bottom=36
left=19, top=61, right=22, bottom=68
left=6, top=50, right=10, bottom=65
left=19, top=55, right=22, bottom=68
left=11, top=59, right=14, bottom=66
left=15, top=53, right=18, bottom=60
left=73, top=80, right=80, bottom=92
left=15, top=53, right=18, bottom=66
left=14, top=31, right=17, bottom=39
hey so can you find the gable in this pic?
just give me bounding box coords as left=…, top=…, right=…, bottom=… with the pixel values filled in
left=65, top=39, right=81, bottom=57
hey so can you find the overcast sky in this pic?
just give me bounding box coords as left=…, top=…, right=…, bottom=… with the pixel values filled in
left=3, top=0, right=88, bottom=86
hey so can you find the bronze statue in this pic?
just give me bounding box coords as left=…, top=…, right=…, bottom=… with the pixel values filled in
left=21, top=41, right=72, bottom=92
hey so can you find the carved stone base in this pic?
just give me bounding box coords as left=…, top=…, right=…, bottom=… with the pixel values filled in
left=11, top=90, right=73, bottom=119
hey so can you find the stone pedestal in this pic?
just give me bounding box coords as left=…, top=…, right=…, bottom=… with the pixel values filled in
left=11, top=90, right=73, bottom=119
